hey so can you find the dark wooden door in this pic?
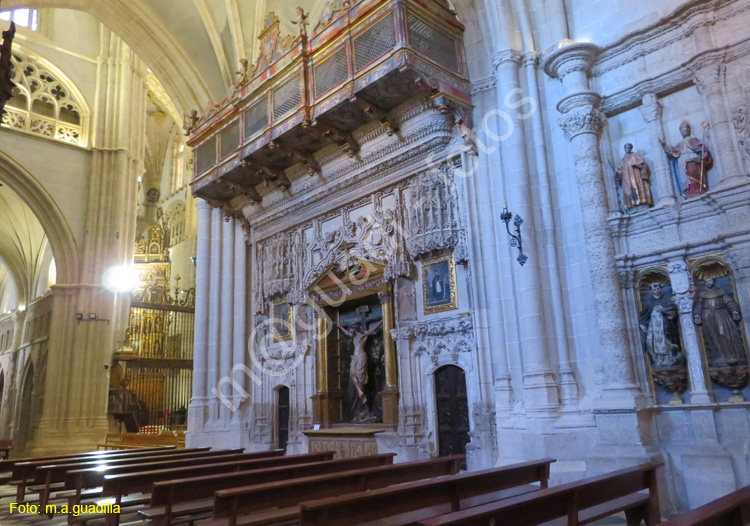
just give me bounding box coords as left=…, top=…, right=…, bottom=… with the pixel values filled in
left=277, top=386, right=290, bottom=451
left=435, top=365, right=469, bottom=467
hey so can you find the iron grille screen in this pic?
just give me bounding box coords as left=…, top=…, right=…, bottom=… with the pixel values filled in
left=354, top=14, right=396, bottom=71
left=244, top=98, right=268, bottom=139
left=220, top=122, right=240, bottom=159
left=123, top=304, right=194, bottom=430
left=195, top=137, right=216, bottom=175
left=315, top=47, right=348, bottom=98
left=407, top=13, right=459, bottom=74
left=273, top=74, right=302, bottom=121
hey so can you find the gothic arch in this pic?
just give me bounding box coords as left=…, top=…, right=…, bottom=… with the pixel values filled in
left=4, top=0, right=214, bottom=113
left=0, top=152, right=78, bottom=285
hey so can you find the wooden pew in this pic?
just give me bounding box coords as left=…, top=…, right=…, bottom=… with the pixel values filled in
left=657, top=487, right=750, bottom=526
left=414, top=461, right=663, bottom=526
left=97, top=432, right=181, bottom=450
left=11, top=446, right=178, bottom=501
left=142, top=453, right=398, bottom=526
left=298, top=458, right=556, bottom=526
left=201, top=455, right=464, bottom=526
left=63, top=450, right=281, bottom=515
left=90, top=452, right=337, bottom=526
left=34, top=448, right=214, bottom=507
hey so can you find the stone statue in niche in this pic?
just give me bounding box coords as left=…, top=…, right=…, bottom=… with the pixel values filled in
left=636, top=273, right=687, bottom=403
left=615, top=143, right=653, bottom=210
left=693, top=262, right=748, bottom=399
left=661, top=120, right=713, bottom=198
left=639, top=281, right=683, bottom=368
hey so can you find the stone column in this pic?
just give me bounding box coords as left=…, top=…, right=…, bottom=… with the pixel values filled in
left=543, top=43, right=642, bottom=407
left=34, top=29, right=147, bottom=453
left=312, top=313, right=329, bottom=426
left=219, top=214, right=235, bottom=423
left=188, top=199, right=212, bottom=437
left=691, top=63, right=744, bottom=186
left=639, top=94, right=677, bottom=206
left=232, top=221, right=247, bottom=415
left=494, top=51, right=559, bottom=415
left=207, top=206, right=223, bottom=424
left=379, top=288, right=399, bottom=426
left=667, top=259, right=713, bottom=404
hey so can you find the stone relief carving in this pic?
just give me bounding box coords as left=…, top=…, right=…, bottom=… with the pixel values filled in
left=407, top=160, right=469, bottom=263
left=398, top=314, right=476, bottom=367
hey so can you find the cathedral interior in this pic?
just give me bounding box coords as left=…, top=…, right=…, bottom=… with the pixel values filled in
left=2, top=0, right=750, bottom=523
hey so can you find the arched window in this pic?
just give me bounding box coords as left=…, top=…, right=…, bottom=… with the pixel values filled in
left=1, top=49, right=89, bottom=146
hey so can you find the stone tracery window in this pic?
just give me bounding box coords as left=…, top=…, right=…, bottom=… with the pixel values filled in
left=1, top=50, right=88, bottom=146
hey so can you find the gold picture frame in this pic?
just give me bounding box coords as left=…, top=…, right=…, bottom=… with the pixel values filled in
left=272, top=302, right=293, bottom=343
left=422, top=253, right=458, bottom=315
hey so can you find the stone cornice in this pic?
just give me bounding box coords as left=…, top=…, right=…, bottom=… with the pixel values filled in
left=600, top=39, right=750, bottom=115
left=542, top=41, right=600, bottom=80
left=594, top=0, right=748, bottom=77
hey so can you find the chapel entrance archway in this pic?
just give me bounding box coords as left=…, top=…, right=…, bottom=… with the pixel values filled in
left=435, top=365, right=470, bottom=467
left=276, top=385, right=290, bottom=451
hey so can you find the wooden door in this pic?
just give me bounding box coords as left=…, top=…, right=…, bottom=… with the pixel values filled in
left=435, top=365, right=470, bottom=468
left=277, top=386, right=290, bottom=451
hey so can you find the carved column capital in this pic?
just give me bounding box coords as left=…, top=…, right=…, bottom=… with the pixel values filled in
left=691, top=62, right=726, bottom=98
left=639, top=93, right=663, bottom=123
left=492, top=49, right=522, bottom=72
left=558, top=106, right=604, bottom=141
left=542, top=41, right=599, bottom=82
left=378, top=290, right=393, bottom=305
left=521, top=51, right=539, bottom=69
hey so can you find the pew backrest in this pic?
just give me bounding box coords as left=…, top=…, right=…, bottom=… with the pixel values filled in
left=34, top=448, right=212, bottom=484
left=102, top=451, right=336, bottom=499
left=64, top=450, right=261, bottom=491
left=149, top=452, right=396, bottom=510
left=299, top=457, right=555, bottom=526
left=212, top=455, right=463, bottom=523
left=415, top=461, right=664, bottom=526
left=657, top=487, right=750, bottom=526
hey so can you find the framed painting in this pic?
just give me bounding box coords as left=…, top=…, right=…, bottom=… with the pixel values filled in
left=422, top=253, right=458, bottom=314
left=272, top=302, right=293, bottom=343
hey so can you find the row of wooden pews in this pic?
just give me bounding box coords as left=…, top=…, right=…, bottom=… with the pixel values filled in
left=2, top=445, right=748, bottom=526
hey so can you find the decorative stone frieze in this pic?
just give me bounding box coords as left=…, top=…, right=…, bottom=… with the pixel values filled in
left=398, top=314, right=476, bottom=366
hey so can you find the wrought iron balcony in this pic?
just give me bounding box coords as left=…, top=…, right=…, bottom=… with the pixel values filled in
left=187, top=0, right=471, bottom=204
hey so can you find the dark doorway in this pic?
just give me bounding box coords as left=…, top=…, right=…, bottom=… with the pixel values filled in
left=435, top=365, right=470, bottom=468
left=277, top=386, right=290, bottom=451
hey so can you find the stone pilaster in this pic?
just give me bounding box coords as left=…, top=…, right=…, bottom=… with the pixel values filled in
left=543, top=42, right=642, bottom=408
left=691, top=63, right=744, bottom=186
left=667, top=259, right=713, bottom=404
left=494, top=50, right=559, bottom=415
left=639, top=94, right=677, bottom=206
left=187, top=199, right=212, bottom=441
left=34, top=29, right=147, bottom=454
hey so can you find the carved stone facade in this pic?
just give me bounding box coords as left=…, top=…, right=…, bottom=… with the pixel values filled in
left=187, top=0, right=750, bottom=514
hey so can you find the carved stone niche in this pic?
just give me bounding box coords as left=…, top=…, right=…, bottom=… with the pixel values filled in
left=635, top=268, right=688, bottom=404
left=407, top=161, right=468, bottom=263
left=689, top=257, right=750, bottom=402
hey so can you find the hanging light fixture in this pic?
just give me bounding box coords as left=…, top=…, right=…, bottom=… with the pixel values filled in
left=0, top=0, right=16, bottom=119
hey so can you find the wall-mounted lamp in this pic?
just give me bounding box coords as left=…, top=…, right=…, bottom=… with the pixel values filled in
left=501, top=202, right=527, bottom=267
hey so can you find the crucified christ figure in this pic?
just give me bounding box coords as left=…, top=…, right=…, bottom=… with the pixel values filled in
left=338, top=320, right=383, bottom=404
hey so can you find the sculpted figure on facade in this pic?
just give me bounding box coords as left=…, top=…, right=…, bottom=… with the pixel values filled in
left=661, top=120, right=713, bottom=198
left=693, top=266, right=746, bottom=368
left=639, top=281, right=683, bottom=368
left=615, top=143, right=653, bottom=209
left=292, top=7, right=309, bottom=39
